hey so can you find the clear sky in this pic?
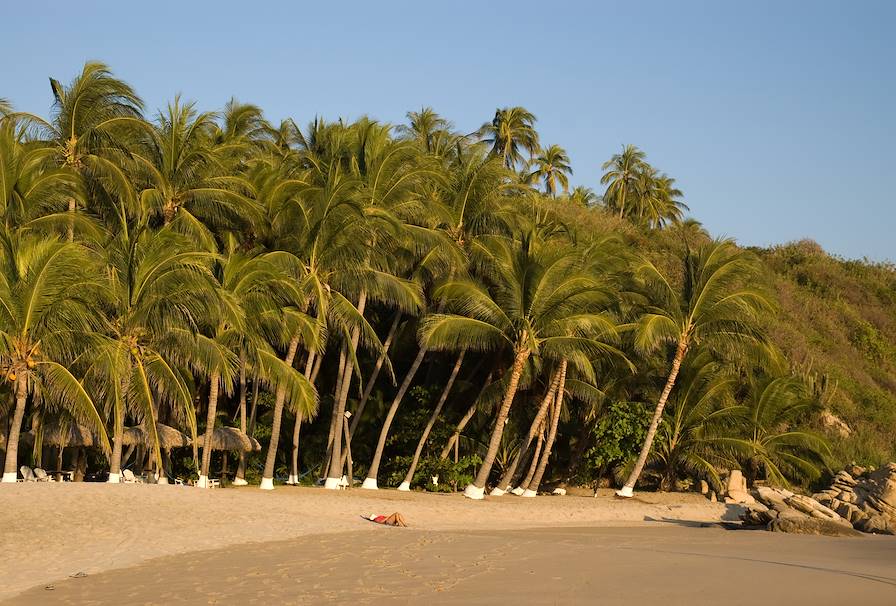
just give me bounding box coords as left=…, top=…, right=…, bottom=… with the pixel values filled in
left=3, top=1, right=894, bottom=261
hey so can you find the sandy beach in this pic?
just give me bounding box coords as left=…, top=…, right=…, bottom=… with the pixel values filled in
left=2, top=483, right=895, bottom=604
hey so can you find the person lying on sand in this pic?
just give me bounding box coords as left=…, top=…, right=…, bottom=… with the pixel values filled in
left=364, top=512, right=407, bottom=527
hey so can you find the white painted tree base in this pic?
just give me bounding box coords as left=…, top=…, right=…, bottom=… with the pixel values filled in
left=615, top=486, right=634, bottom=498
left=397, top=481, right=411, bottom=491
left=521, top=489, right=537, bottom=498
left=197, top=475, right=208, bottom=488
left=361, top=478, right=378, bottom=490
left=157, top=477, right=169, bottom=485
left=259, top=477, right=274, bottom=490
left=107, top=472, right=121, bottom=484
left=323, top=477, right=342, bottom=490
left=286, top=474, right=298, bottom=485
left=489, top=487, right=506, bottom=496
left=463, top=484, right=485, bottom=500
left=231, top=477, right=248, bottom=486
left=510, top=487, right=525, bottom=496
left=1, top=472, right=18, bottom=483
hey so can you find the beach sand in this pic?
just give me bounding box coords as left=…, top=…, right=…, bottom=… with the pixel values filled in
left=2, top=483, right=895, bottom=604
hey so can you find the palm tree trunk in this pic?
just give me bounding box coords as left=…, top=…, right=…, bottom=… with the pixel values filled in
left=288, top=412, right=302, bottom=484
left=107, top=393, right=126, bottom=483
left=398, top=350, right=466, bottom=490
left=320, top=348, right=347, bottom=480
left=260, top=336, right=301, bottom=490
left=524, top=360, right=567, bottom=496
left=363, top=344, right=428, bottom=489
left=520, top=431, right=544, bottom=491
left=464, top=347, right=530, bottom=499
left=287, top=351, right=316, bottom=485
left=439, top=372, right=493, bottom=460
left=345, top=311, right=401, bottom=451
left=326, top=292, right=367, bottom=488
left=1, top=376, right=28, bottom=482
left=67, top=198, right=76, bottom=242
left=492, top=367, right=561, bottom=495
left=618, top=339, right=688, bottom=497
left=198, top=371, right=221, bottom=487
left=234, top=353, right=249, bottom=485
left=248, top=379, right=260, bottom=436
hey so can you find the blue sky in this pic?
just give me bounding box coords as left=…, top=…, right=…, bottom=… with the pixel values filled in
left=3, top=1, right=894, bottom=260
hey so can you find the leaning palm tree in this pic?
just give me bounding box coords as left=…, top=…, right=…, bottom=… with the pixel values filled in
left=0, top=230, right=110, bottom=481
left=600, top=144, right=645, bottom=219
left=422, top=231, right=620, bottom=499
left=478, top=107, right=540, bottom=170
left=616, top=239, right=775, bottom=497
left=527, top=144, right=572, bottom=197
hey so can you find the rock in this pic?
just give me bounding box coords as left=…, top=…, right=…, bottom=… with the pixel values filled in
left=768, top=517, right=862, bottom=537
left=709, top=491, right=717, bottom=503
left=845, top=463, right=866, bottom=478
left=855, top=515, right=894, bottom=535
left=834, top=471, right=857, bottom=487
left=820, top=410, right=852, bottom=438
left=698, top=480, right=709, bottom=495
left=837, top=490, right=855, bottom=503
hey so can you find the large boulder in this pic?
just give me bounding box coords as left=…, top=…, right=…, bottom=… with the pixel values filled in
left=769, top=516, right=862, bottom=537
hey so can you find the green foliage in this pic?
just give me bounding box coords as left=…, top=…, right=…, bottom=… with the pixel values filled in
left=581, top=401, right=650, bottom=482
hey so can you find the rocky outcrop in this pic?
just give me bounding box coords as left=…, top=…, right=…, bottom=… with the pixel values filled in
left=724, top=470, right=756, bottom=505
left=811, top=464, right=896, bottom=535
left=740, top=485, right=858, bottom=536
left=739, top=463, right=896, bottom=535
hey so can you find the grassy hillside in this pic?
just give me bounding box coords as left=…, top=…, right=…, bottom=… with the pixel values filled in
left=756, top=240, right=896, bottom=467
left=549, top=200, right=896, bottom=470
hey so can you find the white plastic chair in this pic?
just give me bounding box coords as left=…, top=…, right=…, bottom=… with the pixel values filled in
left=122, top=469, right=144, bottom=484
left=33, top=468, right=53, bottom=482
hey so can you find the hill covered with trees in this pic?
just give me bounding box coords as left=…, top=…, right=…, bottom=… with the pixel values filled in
left=1, top=62, right=892, bottom=496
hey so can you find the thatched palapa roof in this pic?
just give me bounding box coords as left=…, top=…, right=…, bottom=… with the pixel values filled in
left=24, top=423, right=96, bottom=447
left=194, top=427, right=260, bottom=452
left=122, top=423, right=191, bottom=450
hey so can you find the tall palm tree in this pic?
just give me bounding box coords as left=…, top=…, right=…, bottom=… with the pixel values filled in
left=527, top=145, right=572, bottom=197
left=617, top=239, right=775, bottom=497
left=600, top=144, right=645, bottom=219
left=422, top=232, right=621, bottom=499
left=132, top=97, right=253, bottom=236
left=478, top=107, right=540, bottom=170
left=29, top=62, right=144, bottom=240
left=0, top=231, right=109, bottom=481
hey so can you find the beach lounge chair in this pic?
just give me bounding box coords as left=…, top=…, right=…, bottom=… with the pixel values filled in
left=174, top=477, right=185, bottom=485
left=19, top=466, right=37, bottom=482
left=122, top=469, right=144, bottom=484
left=207, top=478, right=220, bottom=488
left=33, top=468, right=53, bottom=482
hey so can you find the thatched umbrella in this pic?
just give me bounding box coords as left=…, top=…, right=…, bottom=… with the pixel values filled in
left=194, top=427, right=259, bottom=479
left=121, top=423, right=191, bottom=483
left=22, top=422, right=96, bottom=480
left=122, top=423, right=191, bottom=450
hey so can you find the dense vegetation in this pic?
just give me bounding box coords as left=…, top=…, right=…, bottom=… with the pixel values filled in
left=1, top=62, right=892, bottom=496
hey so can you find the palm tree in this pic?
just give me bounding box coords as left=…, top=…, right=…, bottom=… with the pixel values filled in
left=422, top=232, right=620, bottom=499
left=730, top=375, right=829, bottom=487
left=30, top=62, right=144, bottom=240
left=132, top=97, right=253, bottom=236
left=617, top=239, right=775, bottom=497
left=646, top=352, right=736, bottom=490
left=600, top=144, right=645, bottom=219
left=0, top=231, right=109, bottom=481
left=568, top=186, right=597, bottom=208
left=478, top=107, right=540, bottom=170
left=527, top=145, right=572, bottom=197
